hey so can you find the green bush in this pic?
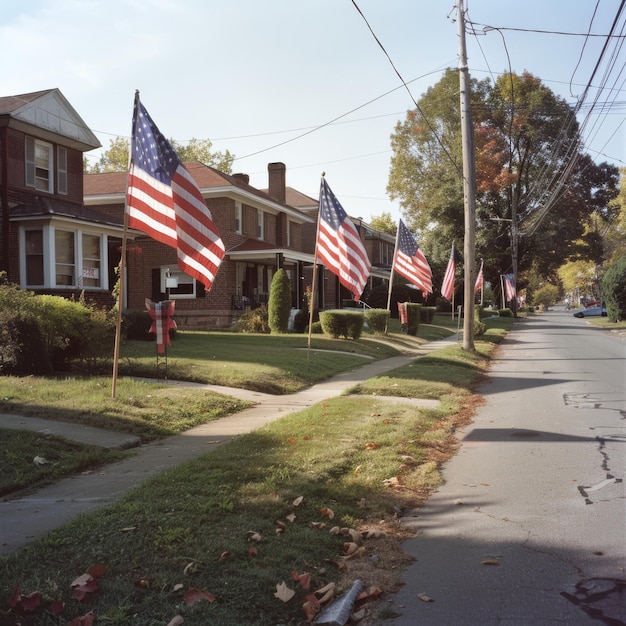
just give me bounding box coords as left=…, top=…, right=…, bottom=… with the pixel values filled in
left=498, top=308, right=514, bottom=317
left=365, top=308, right=389, bottom=334
left=319, top=310, right=364, bottom=339
left=602, top=255, right=626, bottom=322
left=268, top=269, right=291, bottom=334
left=406, top=303, right=421, bottom=336
left=474, top=320, right=487, bottom=336
left=420, top=306, right=436, bottom=324
left=532, top=284, right=560, bottom=310
left=0, top=309, right=51, bottom=375
left=123, top=310, right=153, bottom=340
left=309, top=321, right=323, bottom=334
left=293, top=308, right=318, bottom=334
left=232, top=305, right=270, bottom=333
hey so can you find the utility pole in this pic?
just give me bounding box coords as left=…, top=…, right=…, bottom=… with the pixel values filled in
left=457, top=0, right=476, bottom=351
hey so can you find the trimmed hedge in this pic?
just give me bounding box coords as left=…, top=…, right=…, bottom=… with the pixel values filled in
left=364, top=308, right=389, bottom=334
left=319, top=310, right=364, bottom=339
left=268, top=269, right=292, bottom=334
left=420, top=306, right=436, bottom=324
left=602, top=255, right=626, bottom=322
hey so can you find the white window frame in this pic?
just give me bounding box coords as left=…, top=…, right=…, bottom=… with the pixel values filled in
left=19, top=225, right=108, bottom=290
left=57, top=146, right=68, bottom=195
left=235, top=201, right=242, bottom=234
left=160, top=266, right=196, bottom=299
left=25, top=137, right=53, bottom=193
left=257, top=209, right=264, bottom=240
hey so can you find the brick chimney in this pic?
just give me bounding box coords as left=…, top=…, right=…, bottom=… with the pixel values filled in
left=232, top=173, right=249, bottom=185
left=267, top=162, right=286, bottom=204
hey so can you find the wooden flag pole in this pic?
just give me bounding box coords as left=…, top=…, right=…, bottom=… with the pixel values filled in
left=307, top=174, right=325, bottom=354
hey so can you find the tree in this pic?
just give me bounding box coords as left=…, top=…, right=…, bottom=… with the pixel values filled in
left=85, top=137, right=234, bottom=174
left=368, top=211, right=397, bottom=235
left=602, top=255, right=626, bottom=322
left=268, top=268, right=292, bottom=334
left=388, top=70, right=619, bottom=292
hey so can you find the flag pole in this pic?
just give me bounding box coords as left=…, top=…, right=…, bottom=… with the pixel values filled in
left=385, top=221, right=401, bottom=333
left=112, top=90, right=139, bottom=399
left=307, top=174, right=325, bottom=353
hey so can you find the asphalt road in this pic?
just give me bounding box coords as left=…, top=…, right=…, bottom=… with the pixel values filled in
left=388, top=309, right=626, bottom=625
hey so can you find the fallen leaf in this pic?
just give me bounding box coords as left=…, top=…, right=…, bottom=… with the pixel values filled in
left=68, top=611, right=95, bottom=626
left=329, top=526, right=341, bottom=535
left=172, top=583, right=184, bottom=592
left=286, top=512, right=296, bottom=523
left=481, top=559, right=500, bottom=566
left=343, top=542, right=360, bottom=556
left=308, top=522, right=326, bottom=529
left=275, top=519, right=287, bottom=530
left=246, top=531, right=262, bottom=542
left=364, top=529, right=387, bottom=539
left=383, top=476, right=400, bottom=487
left=315, top=582, right=336, bottom=604
left=293, top=496, right=305, bottom=507
left=320, top=507, right=334, bottom=519
left=183, top=588, right=215, bottom=605
left=248, top=546, right=258, bottom=558
left=121, top=526, right=137, bottom=532
left=274, top=581, right=295, bottom=602
left=303, top=594, right=321, bottom=621
left=353, top=464, right=362, bottom=475
left=71, top=574, right=94, bottom=588
left=291, top=571, right=311, bottom=590
left=417, top=592, right=433, bottom=602
left=166, top=617, right=184, bottom=626
left=33, top=456, right=49, bottom=465
left=17, top=591, right=43, bottom=613
left=364, top=442, right=379, bottom=449
left=49, top=599, right=65, bottom=615
left=134, top=577, right=154, bottom=589
left=219, top=550, right=231, bottom=560
left=86, top=564, right=107, bottom=578
left=356, top=586, right=383, bottom=602
left=183, top=562, right=199, bottom=576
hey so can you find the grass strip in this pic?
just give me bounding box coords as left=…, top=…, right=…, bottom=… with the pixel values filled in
left=0, top=319, right=510, bottom=625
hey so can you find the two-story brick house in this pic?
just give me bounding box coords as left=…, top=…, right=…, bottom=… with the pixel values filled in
left=1, top=88, right=394, bottom=327
left=84, top=161, right=322, bottom=327
left=0, top=89, right=125, bottom=307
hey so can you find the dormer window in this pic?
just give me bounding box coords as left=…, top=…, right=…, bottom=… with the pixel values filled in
left=25, top=137, right=53, bottom=193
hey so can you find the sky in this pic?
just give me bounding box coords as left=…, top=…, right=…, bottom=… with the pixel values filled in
left=1, top=0, right=624, bottom=223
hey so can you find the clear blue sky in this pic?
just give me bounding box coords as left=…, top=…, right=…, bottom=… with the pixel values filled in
left=2, top=0, right=623, bottom=222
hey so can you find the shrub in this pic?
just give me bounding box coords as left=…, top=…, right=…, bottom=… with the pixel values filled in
left=232, top=305, right=270, bottom=333
left=123, top=310, right=153, bottom=340
left=474, top=320, right=487, bottom=336
left=532, top=284, right=560, bottom=310
left=0, top=309, right=51, bottom=375
left=365, top=308, right=389, bottom=334
left=319, top=310, right=364, bottom=339
left=420, top=306, right=436, bottom=324
left=498, top=308, right=514, bottom=317
left=309, top=321, right=323, bottom=334
left=406, top=303, right=422, bottom=336
left=293, top=308, right=318, bottom=334
left=268, top=269, right=291, bottom=334
left=602, top=255, right=626, bottom=322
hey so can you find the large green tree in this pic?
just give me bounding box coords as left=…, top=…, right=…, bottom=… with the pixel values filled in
left=388, top=69, right=619, bottom=292
left=85, top=136, right=234, bottom=174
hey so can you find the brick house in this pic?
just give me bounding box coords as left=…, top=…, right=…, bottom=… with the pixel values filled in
left=0, top=89, right=123, bottom=307
left=1, top=88, right=394, bottom=327
left=84, top=162, right=322, bottom=327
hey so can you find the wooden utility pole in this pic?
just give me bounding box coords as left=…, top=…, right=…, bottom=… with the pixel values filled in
left=457, top=0, right=477, bottom=351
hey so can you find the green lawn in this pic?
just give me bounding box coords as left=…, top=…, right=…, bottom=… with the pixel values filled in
left=0, top=317, right=511, bottom=626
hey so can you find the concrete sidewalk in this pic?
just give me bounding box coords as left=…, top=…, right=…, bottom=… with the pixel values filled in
left=0, top=337, right=455, bottom=555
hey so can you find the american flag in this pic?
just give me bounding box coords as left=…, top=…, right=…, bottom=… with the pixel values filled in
left=316, top=177, right=371, bottom=301
left=393, top=219, right=432, bottom=295
left=503, top=273, right=516, bottom=301
left=126, top=95, right=225, bottom=289
left=441, top=243, right=455, bottom=300
left=474, top=260, right=484, bottom=293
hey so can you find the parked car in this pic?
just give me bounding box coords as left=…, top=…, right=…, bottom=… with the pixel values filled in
left=572, top=305, right=607, bottom=318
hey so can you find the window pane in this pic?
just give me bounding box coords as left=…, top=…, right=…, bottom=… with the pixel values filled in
left=25, top=230, right=44, bottom=285
left=82, top=234, right=101, bottom=287
left=55, top=230, right=75, bottom=286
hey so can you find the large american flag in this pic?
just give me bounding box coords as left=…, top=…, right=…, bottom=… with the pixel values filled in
left=316, top=177, right=371, bottom=301
left=393, top=219, right=432, bottom=295
left=126, top=96, right=225, bottom=289
left=441, top=243, right=455, bottom=300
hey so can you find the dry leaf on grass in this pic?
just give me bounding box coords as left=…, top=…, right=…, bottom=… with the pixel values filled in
left=274, top=581, right=295, bottom=602
left=245, top=531, right=262, bottom=542
left=417, top=592, right=433, bottom=602
left=183, top=588, right=215, bottom=605
left=303, top=594, right=321, bottom=622
left=293, top=496, right=305, bottom=507
left=320, top=507, right=334, bottom=519
left=166, top=617, right=184, bottom=626
left=183, top=562, right=198, bottom=576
